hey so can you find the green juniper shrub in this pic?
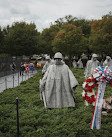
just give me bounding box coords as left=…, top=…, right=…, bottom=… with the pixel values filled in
left=0, top=69, right=112, bottom=137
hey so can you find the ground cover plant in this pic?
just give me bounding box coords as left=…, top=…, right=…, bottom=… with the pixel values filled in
left=0, top=68, right=112, bottom=137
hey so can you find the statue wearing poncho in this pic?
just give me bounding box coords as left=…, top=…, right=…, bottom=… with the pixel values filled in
left=40, top=52, right=79, bottom=108
left=77, top=58, right=83, bottom=68
left=42, top=56, right=54, bottom=75
left=103, top=56, right=112, bottom=70
left=85, top=54, right=99, bottom=78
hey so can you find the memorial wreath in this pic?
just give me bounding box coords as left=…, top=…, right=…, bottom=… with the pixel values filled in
left=82, top=66, right=112, bottom=130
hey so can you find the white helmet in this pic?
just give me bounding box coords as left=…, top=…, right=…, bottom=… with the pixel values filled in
left=106, top=56, right=111, bottom=59
left=46, top=56, right=50, bottom=60
left=92, top=53, right=98, bottom=58
left=54, top=52, right=63, bottom=59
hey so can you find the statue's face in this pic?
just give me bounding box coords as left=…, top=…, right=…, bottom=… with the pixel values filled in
left=107, top=58, right=110, bottom=61
left=47, top=59, right=50, bottom=62
left=54, top=58, right=62, bottom=65
left=93, top=57, right=97, bottom=61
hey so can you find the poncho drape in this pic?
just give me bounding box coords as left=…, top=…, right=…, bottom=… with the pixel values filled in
left=103, top=59, right=112, bottom=70
left=41, top=63, right=79, bottom=108
left=85, top=59, right=99, bottom=78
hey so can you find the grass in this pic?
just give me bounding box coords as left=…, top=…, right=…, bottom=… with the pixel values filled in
left=0, top=68, right=112, bottom=137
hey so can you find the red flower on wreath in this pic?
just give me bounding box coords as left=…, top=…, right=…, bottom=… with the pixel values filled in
left=85, top=92, right=87, bottom=96
left=82, top=76, right=98, bottom=105
left=85, top=79, right=92, bottom=82
left=88, top=99, right=93, bottom=104
left=84, top=89, right=88, bottom=92
left=88, top=90, right=92, bottom=93
left=91, top=78, right=96, bottom=82
left=92, top=83, right=98, bottom=88
left=86, top=96, right=93, bottom=104
left=91, top=95, right=95, bottom=102
left=86, top=84, right=93, bottom=90
left=86, top=95, right=95, bottom=104
left=86, top=96, right=90, bottom=101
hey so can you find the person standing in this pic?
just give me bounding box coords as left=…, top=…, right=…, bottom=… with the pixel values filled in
left=85, top=54, right=99, bottom=78
left=25, top=63, right=29, bottom=74
left=37, top=62, right=41, bottom=70
left=40, top=52, right=79, bottom=108
left=10, top=62, right=16, bottom=74
left=20, top=62, right=25, bottom=76
left=29, top=62, right=34, bottom=73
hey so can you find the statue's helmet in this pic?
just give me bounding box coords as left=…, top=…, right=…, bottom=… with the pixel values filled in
left=106, top=56, right=111, bottom=59
left=92, top=53, right=98, bottom=58
left=54, top=52, right=63, bottom=59
left=46, top=56, right=50, bottom=60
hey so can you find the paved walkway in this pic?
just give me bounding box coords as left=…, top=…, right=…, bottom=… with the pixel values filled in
left=0, top=70, right=37, bottom=93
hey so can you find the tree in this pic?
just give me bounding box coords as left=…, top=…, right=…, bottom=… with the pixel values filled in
left=89, top=12, right=112, bottom=57
left=0, top=27, right=5, bottom=54
left=50, top=16, right=91, bottom=59
left=5, top=22, right=40, bottom=56
left=73, top=19, right=92, bottom=38
left=52, top=23, right=86, bottom=65
left=40, top=25, right=60, bottom=56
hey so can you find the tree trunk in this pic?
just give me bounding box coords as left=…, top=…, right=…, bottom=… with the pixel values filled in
left=69, top=54, right=72, bottom=67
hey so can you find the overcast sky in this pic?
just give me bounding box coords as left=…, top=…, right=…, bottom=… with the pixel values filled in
left=0, top=0, right=112, bottom=32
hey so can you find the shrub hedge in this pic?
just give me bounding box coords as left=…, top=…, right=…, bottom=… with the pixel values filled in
left=0, top=68, right=112, bottom=137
